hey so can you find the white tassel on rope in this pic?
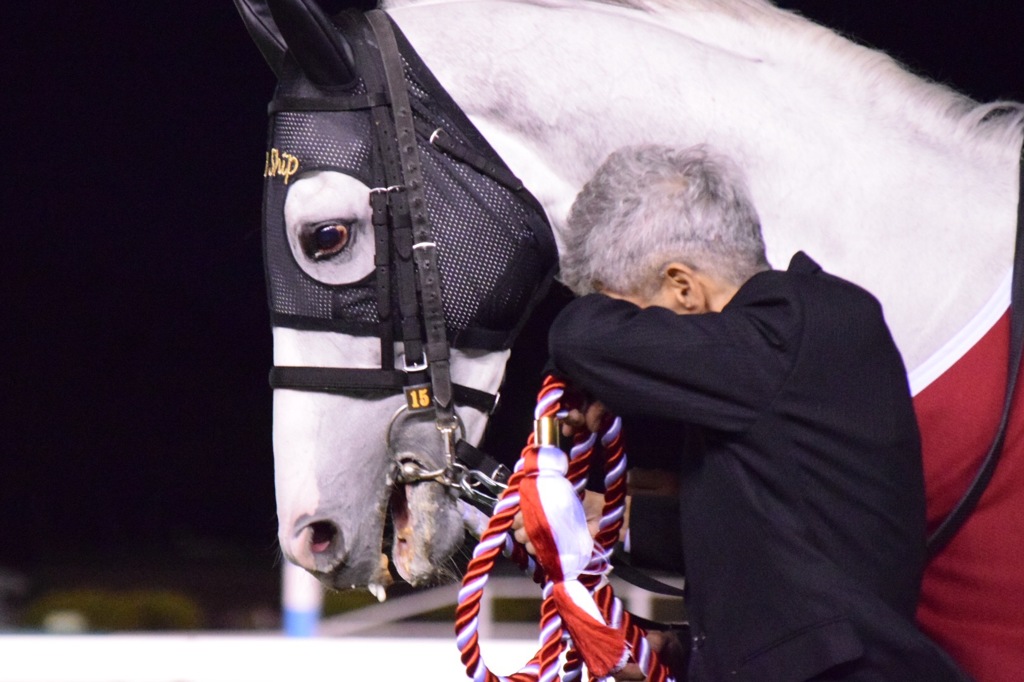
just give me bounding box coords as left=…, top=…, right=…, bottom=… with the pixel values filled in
left=532, top=442, right=605, bottom=624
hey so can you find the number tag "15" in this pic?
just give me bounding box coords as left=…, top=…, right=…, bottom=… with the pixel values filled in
left=404, top=384, right=434, bottom=412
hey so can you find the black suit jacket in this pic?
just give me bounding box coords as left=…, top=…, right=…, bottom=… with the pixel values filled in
left=549, top=253, right=968, bottom=681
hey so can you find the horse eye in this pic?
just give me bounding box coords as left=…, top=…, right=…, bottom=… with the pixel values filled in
left=310, top=223, right=350, bottom=260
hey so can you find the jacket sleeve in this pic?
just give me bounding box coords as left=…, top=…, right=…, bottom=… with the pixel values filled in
left=548, top=294, right=795, bottom=433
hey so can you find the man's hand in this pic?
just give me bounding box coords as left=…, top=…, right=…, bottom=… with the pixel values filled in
left=563, top=401, right=680, bottom=499
left=613, top=629, right=690, bottom=680
left=512, top=489, right=620, bottom=555
left=510, top=509, right=535, bottom=556
left=561, top=401, right=609, bottom=437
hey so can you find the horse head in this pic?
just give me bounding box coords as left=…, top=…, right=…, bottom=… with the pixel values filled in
left=235, top=0, right=557, bottom=590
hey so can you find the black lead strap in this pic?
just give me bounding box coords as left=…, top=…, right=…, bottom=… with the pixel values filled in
left=926, top=149, right=1024, bottom=557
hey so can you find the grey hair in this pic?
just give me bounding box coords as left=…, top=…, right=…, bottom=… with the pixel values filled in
left=559, top=144, right=770, bottom=296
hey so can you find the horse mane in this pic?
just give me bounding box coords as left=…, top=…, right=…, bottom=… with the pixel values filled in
left=618, top=0, right=1024, bottom=153
left=385, top=0, right=1024, bottom=154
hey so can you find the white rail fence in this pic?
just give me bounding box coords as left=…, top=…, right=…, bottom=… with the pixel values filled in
left=317, top=573, right=682, bottom=639
left=0, top=634, right=537, bottom=682
left=0, top=569, right=682, bottom=682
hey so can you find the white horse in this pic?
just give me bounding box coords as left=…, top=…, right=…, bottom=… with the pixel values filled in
left=236, top=0, right=1023, bottom=678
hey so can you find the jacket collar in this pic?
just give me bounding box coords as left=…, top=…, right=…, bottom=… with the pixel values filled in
left=787, top=250, right=822, bottom=274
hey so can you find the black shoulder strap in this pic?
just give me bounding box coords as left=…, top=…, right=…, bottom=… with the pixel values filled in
left=927, top=148, right=1024, bottom=557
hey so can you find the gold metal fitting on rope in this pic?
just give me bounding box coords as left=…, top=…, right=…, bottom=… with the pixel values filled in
left=534, top=416, right=562, bottom=447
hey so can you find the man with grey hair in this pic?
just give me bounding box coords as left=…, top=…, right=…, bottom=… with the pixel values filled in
left=543, top=145, right=968, bottom=680
left=558, top=144, right=769, bottom=305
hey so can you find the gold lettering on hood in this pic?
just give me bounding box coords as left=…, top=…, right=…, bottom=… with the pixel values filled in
left=264, top=148, right=300, bottom=184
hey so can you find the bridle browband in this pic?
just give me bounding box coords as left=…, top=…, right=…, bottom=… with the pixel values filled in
left=267, top=10, right=522, bottom=509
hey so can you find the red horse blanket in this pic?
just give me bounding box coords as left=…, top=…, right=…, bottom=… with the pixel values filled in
left=915, top=308, right=1024, bottom=681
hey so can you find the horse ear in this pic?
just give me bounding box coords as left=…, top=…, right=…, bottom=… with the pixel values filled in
left=265, top=0, right=358, bottom=89
left=234, top=0, right=288, bottom=77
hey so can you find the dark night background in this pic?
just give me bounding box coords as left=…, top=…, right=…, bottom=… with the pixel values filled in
left=2, top=1, right=1021, bottom=618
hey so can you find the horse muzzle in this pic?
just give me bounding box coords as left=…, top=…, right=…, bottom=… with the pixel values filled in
left=387, top=450, right=466, bottom=586
left=284, top=504, right=394, bottom=591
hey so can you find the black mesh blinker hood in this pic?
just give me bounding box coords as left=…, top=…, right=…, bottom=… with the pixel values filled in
left=262, top=11, right=557, bottom=352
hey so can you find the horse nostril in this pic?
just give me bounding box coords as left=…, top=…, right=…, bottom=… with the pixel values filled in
left=309, top=521, right=338, bottom=554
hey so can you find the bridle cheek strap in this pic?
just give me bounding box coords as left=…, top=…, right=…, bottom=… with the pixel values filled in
left=366, top=10, right=457, bottom=426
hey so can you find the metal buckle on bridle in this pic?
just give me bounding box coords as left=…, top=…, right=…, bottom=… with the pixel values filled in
left=453, top=465, right=508, bottom=512
left=436, top=414, right=460, bottom=464
left=386, top=403, right=466, bottom=485
left=403, top=355, right=428, bottom=374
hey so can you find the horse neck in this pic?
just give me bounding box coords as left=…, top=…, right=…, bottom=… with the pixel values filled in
left=391, top=0, right=1022, bottom=220
left=390, top=0, right=1024, bottom=372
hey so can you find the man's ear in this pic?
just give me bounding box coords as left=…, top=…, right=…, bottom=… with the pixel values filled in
left=662, top=262, right=706, bottom=313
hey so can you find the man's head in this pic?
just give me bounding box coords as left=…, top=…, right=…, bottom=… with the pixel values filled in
left=559, top=144, right=769, bottom=313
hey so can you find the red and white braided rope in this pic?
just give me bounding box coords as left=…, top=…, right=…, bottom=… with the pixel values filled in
left=455, top=376, right=676, bottom=682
